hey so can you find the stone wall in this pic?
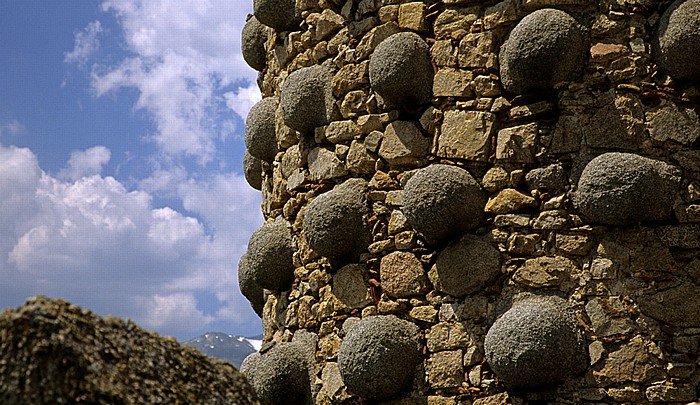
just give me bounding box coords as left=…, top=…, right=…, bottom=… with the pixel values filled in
left=239, top=0, right=700, bottom=403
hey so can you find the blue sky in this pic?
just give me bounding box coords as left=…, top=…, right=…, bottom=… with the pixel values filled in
left=0, top=1, right=264, bottom=340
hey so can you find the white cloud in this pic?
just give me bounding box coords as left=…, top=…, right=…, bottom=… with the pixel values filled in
left=135, top=292, right=215, bottom=334
left=65, top=20, right=105, bottom=66
left=0, top=119, right=26, bottom=136
left=58, top=146, right=112, bottom=181
left=224, top=84, right=262, bottom=122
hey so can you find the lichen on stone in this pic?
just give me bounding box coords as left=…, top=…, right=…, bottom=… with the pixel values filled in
left=575, top=152, right=680, bottom=225
left=654, top=0, right=700, bottom=82
left=253, top=0, right=299, bottom=32
left=245, top=97, right=279, bottom=163
left=242, top=15, right=268, bottom=72
left=302, top=178, right=372, bottom=260
left=484, top=294, right=588, bottom=388
left=238, top=251, right=265, bottom=317
left=429, top=235, right=501, bottom=297
left=499, top=8, right=586, bottom=94
left=369, top=31, right=433, bottom=108
left=243, top=150, right=263, bottom=191
left=245, top=217, right=295, bottom=291
left=337, top=315, right=421, bottom=400
left=403, top=164, right=486, bottom=244
left=280, top=64, right=334, bottom=134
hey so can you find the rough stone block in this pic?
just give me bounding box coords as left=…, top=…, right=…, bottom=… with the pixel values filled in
left=437, top=110, right=494, bottom=161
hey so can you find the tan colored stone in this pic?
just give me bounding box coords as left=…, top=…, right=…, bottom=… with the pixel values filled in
left=332, top=264, right=371, bottom=309
left=496, top=122, right=537, bottom=163
left=426, top=322, right=469, bottom=352
left=356, top=22, right=401, bottom=60
left=431, top=40, right=457, bottom=67
left=590, top=42, right=628, bottom=65
left=426, top=350, right=464, bottom=389
left=398, top=2, right=427, bottom=31
left=433, top=68, right=474, bottom=98
left=380, top=251, right=430, bottom=298
left=593, top=336, right=663, bottom=384
left=485, top=188, right=537, bottom=215
left=512, top=255, right=577, bottom=289
left=331, top=61, right=369, bottom=98
left=436, top=110, right=494, bottom=161
left=325, top=120, right=360, bottom=144
left=379, top=121, right=431, bottom=166
left=408, top=305, right=438, bottom=322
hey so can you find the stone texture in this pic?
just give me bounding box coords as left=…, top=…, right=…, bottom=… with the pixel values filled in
left=484, top=294, right=588, bottom=388
left=499, top=9, right=586, bottom=94
left=238, top=251, right=265, bottom=317
left=433, top=68, right=473, bottom=98
left=637, top=282, right=700, bottom=327
left=254, top=0, right=299, bottom=31
left=495, top=122, right=537, bottom=163
left=426, top=350, right=464, bottom=389
left=526, top=164, right=568, bottom=192
left=646, top=101, right=700, bottom=145
left=437, top=110, right=495, bottom=161
left=243, top=150, right=263, bottom=190
left=338, top=315, right=421, bottom=400
left=333, top=264, right=371, bottom=309
left=429, top=235, right=501, bottom=297
left=246, top=218, right=295, bottom=291
left=241, top=15, right=268, bottom=71
left=654, top=0, right=700, bottom=81
left=485, top=188, right=537, bottom=215
left=281, top=65, right=333, bottom=133
left=592, top=336, right=662, bottom=384
left=512, top=256, right=577, bottom=290
left=369, top=32, right=433, bottom=108
left=403, top=164, right=486, bottom=243
left=246, top=97, right=279, bottom=163
left=379, top=120, right=431, bottom=166
left=426, top=322, right=470, bottom=352
left=308, top=147, right=348, bottom=180
left=380, top=251, right=429, bottom=298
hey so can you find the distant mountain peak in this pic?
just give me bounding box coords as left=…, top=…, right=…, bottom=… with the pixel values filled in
left=185, top=332, right=260, bottom=368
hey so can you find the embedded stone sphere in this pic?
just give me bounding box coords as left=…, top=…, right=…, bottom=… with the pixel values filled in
left=369, top=32, right=433, bottom=108
left=655, top=0, right=700, bottom=81
left=575, top=152, right=680, bottom=225
left=243, top=150, right=262, bottom=191
left=338, top=315, right=421, bottom=400
left=245, top=97, right=278, bottom=163
left=484, top=295, right=588, bottom=388
left=237, top=252, right=265, bottom=317
left=499, top=8, right=586, bottom=94
left=429, top=235, right=501, bottom=297
left=280, top=65, right=333, bottom=133
left=240, top=342, right=312, bottom=405
left=403, top=164, right=486, bottom=244
left=241, top=15, right=268, bottom=72
left=253, top=0, right=299, bottom=32
left=303, top=178, right=372, bottom=260
left=246, top=218, right=295, bottom=291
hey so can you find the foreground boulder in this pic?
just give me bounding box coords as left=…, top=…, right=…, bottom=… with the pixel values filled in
left=0, top=296, right=261, bottom=405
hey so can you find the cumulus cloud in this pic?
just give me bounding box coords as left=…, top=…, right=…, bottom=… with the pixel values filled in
left=58, top=146, right=111, bottom=181
left=65, top=20, right=105, bottom=66
left=224, top=84, right=262, bottom=123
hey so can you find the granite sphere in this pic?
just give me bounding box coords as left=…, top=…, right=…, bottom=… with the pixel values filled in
left=429, top=235, right=501, bottom=297
left=369, top=32, right=433, bottom=108
left=303, top=179, right=372, bottom=260
left=403, top=164, right=486, bottom=244
left=655, top=0, right=700, bottom=81
left=280, top=65, right=333, bottom=133
left=499, top=8, right=586, bottom=94
left=484, top=295, right=588, bottom=388
left=246, top=218, right=295, bottom=291
left=241, top=15, right=268, bottom=72
left=245, top=97, right=279, bottom=163
left=243, top=150, right=263, bottom=191
left=338, top=315, right=421, bottom=400
left=253, top=0, right=299, bottom=32
left=575, top=152, right=680, bottom=225
left=241, top=342, right=312, bottom=405
left=237, top=251, right=265, bottom=317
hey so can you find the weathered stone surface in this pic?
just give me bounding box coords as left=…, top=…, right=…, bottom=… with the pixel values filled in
left=458, top=31, right=496, bottom=69
left=241, top=15, right=268, bottom=71
left=310, top=9, right=344, bottom=41
left=433, top=68, right=473, bottom=98
left=332, top=61, right=370, bottom=98
left=495, top=123, right=537, bottom=163
left=333, top=264, right=371, bottom=309
left=369, top=32, right=433, bottom=108
left=430, top=235, right=501, bottom=297
left=499, top=9, right=586, bottom=94
left=254, top=0, right=299, bottom=31
left=426, top=322, right=469, bottom=352
left=281, top=65, right=333, bottom=133
left=243, top=150, right=263, bottom=191
left=380, top=251, right=430, bottom=298
left=434, top=7, right=478, bottom=39
left=526, top=164, right=568, bottom=192
left=426, top=350, right=464, bottom=389
left=512, top=256, right=577, bottom=290
left=379, top=120, right=431, bottom=166
left=346, top=140, right=377, bottom=174
left=645, top=383, right=697, bottom=402
left=338, top=315, right=421, bottom=400
left=437, top=110, right=495, bottom=161
left=585, top=297, right=636, bottom=337
left=241, top=341, right=312, bottom=405
left=637, top=282, right=700, bottom=327
left=246, top=97, right=279, bottom=163
left=325, top=120, right=360, bottom=144
left=484, top=294, right=588, bottom=388
left=654, top=0, right=700, bottom=81
left=303, top=179, right=372, bottom=260
left=409, top=305, right=438, bottom=322
left=403, top=164, right=486, bottom=243
left=485, top=188, right=537, bottom=215
left=238, top=252, right=265, bottom=317
left=246, top=218, right=295, bottom=291
left=575, top=153, right=681, bottom=225
left=592, top=336, right=662, bottom=384
left=646, top=101, right=700, bottom=145
left=398, top=2, right=427, bottom=31
left=308, top=147, right=347, bottom=180
left=356, top=22, right=401, bottom=60
left=584, top=93, right=645, bottom=150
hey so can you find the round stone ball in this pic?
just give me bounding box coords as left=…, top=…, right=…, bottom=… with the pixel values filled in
left=575, top=152, right=680, bottom=225
left=429, top=235, right=501, bottom=297
left=369, top=32, right=433, bottom=109
left=499, top=8, right=586, bottom=94
left=246, top=218, right=295, bottom=291
left=338, top=315, right=421, bottom=400
left=243, top=150, right=262, bottom=191
left=484, top=295, right=588, bottom=388
left=241, top=15, right=268, bottom=72
left=245, top=97, right=278, bottom=163
left=403, top=164, right=486, bottom=244
left=655, top=0, right=700, bottom=81
left=253, top=0, right=299, bottom=32
left=280, top=65, right=333, bottom=134
left=237, top=251, right=265, bottom=317
left=241, top=342, right=312, bottom=405
left=303, top=178, right=372, bottom=260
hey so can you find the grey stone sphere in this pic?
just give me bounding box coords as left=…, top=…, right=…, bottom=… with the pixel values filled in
left=246, top=218, right=295, bottom=291
left=429, top=235, right=501, bottom=297
left=237, top=251, right=265, bottom=317
left=338, top=315, right=421, bottom=400
left=655, top=0, right=700, bottom=81
left=280, top=65, right=334, bottom=134
left=241, top=15, right=268, bottom=72
left=245, top=97, right=278, bottom=163
left=403, top=164, right=486, bottom=244
left=303, top=179, right=372, bottom=260
left=369, top=32, right=433, bottom=109
left=499, top=8, right=586, bottom=94
left=484, top=295, right=588, bottom=388
left=253, top=0, right=299, bottom=32
left=241, top=342, right=312, bottom=405
left=575, top=152, right=680, bottom=225
left=243, top=150, right=263, bottom=191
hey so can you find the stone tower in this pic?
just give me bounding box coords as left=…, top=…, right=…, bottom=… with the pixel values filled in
left=238, top=0, right=700, bottom=403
